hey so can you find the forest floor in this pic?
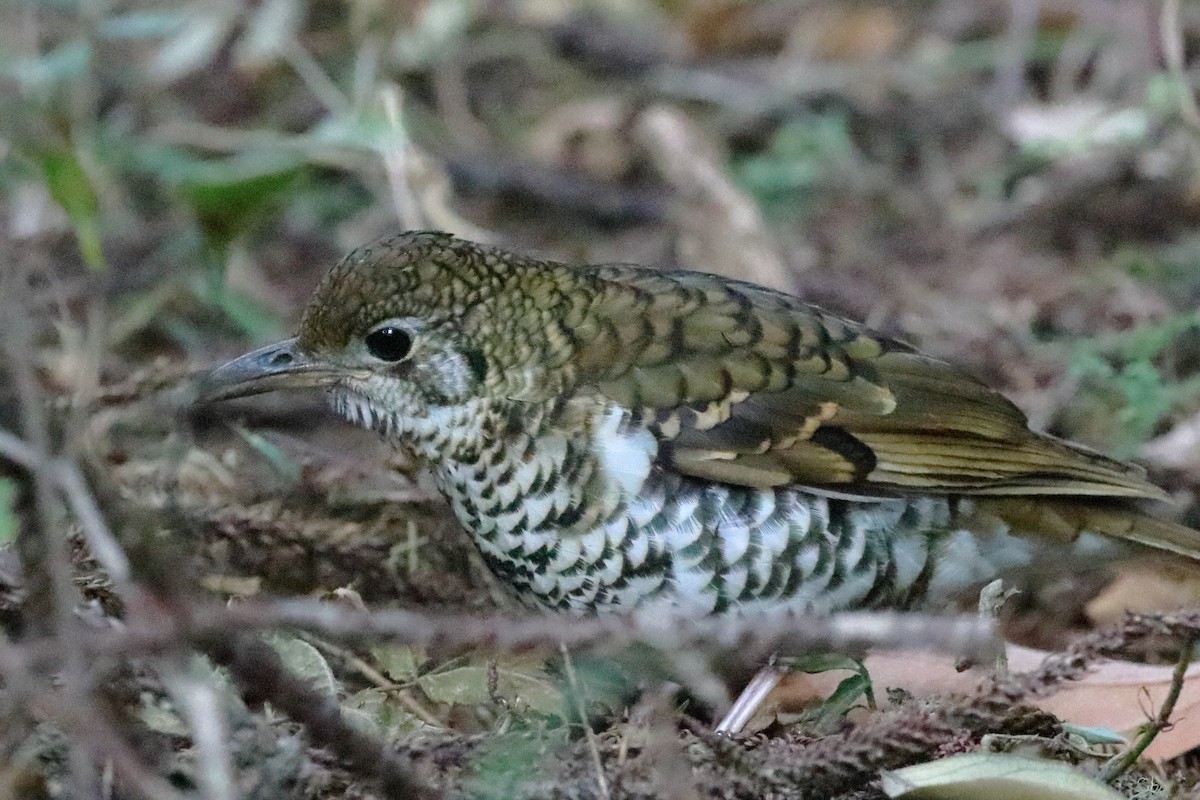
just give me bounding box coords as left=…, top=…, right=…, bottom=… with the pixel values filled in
left=4, top=2, right=1200, bottom=798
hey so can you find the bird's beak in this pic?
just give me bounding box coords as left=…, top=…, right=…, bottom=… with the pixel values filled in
left=195, top=338, right=341, bottom=404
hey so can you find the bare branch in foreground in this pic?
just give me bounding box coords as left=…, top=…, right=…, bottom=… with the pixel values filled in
left=0, top=601, right=1002, bottom=682
left=0, top=425, right=132, bottom=587
left=163, top=663, right=236, bottom=800
left=197, top=630, right=439, bottom=800
left=1, top=270, right=99, bottom=795
left=204, top=600, right=1002, bottom=666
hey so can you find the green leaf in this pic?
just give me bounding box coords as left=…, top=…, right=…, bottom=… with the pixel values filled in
left=732, top=112, right=852, bottom=217
left=881, top=752, right=1125, bottom=800
left=99, top=11, right=189, bottom=40
left=1147, top=71, right=1192, bottom=117
left=309, top=109, right=399, bottom=151
left=264, top=635, right=338, bottom=700
left=175, top=151, right=302, bottom=239
left=390, top=0, right=480, bottom=68
left=785, top=653, right=866, bottom=674
left=148, top=148, right=302, bottom=254
left=152, top=9, right=236, bottom=80
left=342, top=688, right=429, bottom=741
left=466, top=729, right=558, bottom=800
left=37, top=148, right=104, bottom=270
left=418, top=659, right=563, bottom=715
left=1065, top=310, right=1200, bottom=455
left=821, top=673, right=872, bottom=718
left=209, top=287, right=282, bottom=342
left=137, top=694, right=190, bottom=738
left=0, top=478, right=17, bottom=546
left=233, top=427, right=301, bottom=484
left=369, top=645, right=425, bottom=683
left=235, top=0, right=303, bottom=68
left=1060, top=723, right=1126, bottom=746
left=780, top=653, right=875, bottom=724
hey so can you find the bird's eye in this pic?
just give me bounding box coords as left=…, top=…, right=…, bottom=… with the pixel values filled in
left=364, top=326, right=412, bottom=362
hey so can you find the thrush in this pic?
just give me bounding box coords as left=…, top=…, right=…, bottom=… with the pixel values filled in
left=198, top=231, right=1198, bottom=724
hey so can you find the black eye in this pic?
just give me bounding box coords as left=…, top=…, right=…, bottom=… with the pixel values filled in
left=365, top=326, right=412, bottom=362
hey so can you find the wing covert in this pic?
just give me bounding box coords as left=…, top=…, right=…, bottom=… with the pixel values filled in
left=567, top=265, right=1162, bottom=501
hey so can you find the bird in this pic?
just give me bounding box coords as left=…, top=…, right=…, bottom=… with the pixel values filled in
left=198, top=230, right=1199, bottom=730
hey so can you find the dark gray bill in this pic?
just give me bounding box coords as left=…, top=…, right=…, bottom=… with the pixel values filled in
left=195, top=338, right=340, bottom=403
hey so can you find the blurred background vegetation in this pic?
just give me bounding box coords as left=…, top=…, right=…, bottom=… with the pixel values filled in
left=6, top=0, right=1200, bottom=456
left=5, top=0, right=1200, bottom=798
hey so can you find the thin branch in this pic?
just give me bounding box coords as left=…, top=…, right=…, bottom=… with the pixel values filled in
left=164, top=663, right=236, bottom=800
left=206, top=600, right=1002, bottom=666
left=0, top=601, right=1001, bottom=678
left=197, top=631, right=438, bottom=800
left=1101, top=636, right=1194, bottom=782
left=379, top=85, right=426, bottom=231
left=282, top=37, right=350, bottom=116
left=0, top=426, right=39, bottom=468
left=0, top=426, right=131, bottom=585
left=2, top=273, right=98, bottom=795
left=301, top=634, right=445, bottom=729
left=54, top=460, right=131, bottom=585
left=561, top=642, right=611, bottom=800
left=35, top=692, right=191, bottom=800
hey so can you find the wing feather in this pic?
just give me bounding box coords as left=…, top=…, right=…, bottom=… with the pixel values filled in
left=570, top=265, right=1166, bottom=502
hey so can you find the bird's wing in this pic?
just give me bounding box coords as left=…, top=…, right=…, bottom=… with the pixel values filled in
left=568, top=265, right=1163, bottom=501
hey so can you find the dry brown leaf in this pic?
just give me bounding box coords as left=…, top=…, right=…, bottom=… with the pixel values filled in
left=767, top=645, right=1200, bottom=761
left=1086, top=561, right=1200, bottom=624
left=788, top=6, right=902, bottom=62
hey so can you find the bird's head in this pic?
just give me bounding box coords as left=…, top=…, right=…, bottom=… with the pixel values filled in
left=197, top=231, right=584, bottom=449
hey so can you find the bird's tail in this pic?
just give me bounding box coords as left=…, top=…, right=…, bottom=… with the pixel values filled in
left=969, top=496, right=1200, bottom=562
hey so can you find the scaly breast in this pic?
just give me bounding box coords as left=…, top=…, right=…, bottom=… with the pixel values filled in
left=433, top=402, right=973, bottom=615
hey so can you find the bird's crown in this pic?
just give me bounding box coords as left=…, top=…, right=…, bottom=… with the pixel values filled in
left=299, top=231, right=558, bottom=351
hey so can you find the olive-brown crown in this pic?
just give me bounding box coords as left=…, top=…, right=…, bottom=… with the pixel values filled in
left=299, top=231, right=551, bottom=351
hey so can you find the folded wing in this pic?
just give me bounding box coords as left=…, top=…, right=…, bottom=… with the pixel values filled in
left=570, top=265, right=1164, bottom=503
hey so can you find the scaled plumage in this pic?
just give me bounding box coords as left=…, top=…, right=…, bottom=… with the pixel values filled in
left=201, top=231, right=1199, bottom=616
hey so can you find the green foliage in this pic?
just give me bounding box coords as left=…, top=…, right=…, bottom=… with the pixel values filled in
left=732, top=112, right=854, bottom=217
left=1060, top=723, right=1127, bottom=747
left=233, top=427, right=303, bottom=486
left=369, top=645, right=425, bottom=683
left=35, top=146, right=105, bottom=270
left=2, top=37, right=105, bottom=270
left=1110, top=238, right=1200, bottom=298
left=464, top=726, right=562, bottom=800
left=881, top=752, right=1126, bottom=800
left=785, top=653, right=876, bottom=727
left=7, top=2, right=1200, bottom=796
left=0, top=479, right=18, bottom=546
left=156, top=149, right=304, bottom=250
left=1067, top=311, right=1200, bottom=456
left=263, top=634, right=339, bottom=699
left=1147, top=70, right=1196, bottom=120
left=139, top=146, right=301, bottom=338
left=342, top=688, right=429, bottom=742
left=941, top=28, right=1084, bottom=73
left=416, top=658, right=563, bottom=716
left=3, top=40, right=91, bottom=93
